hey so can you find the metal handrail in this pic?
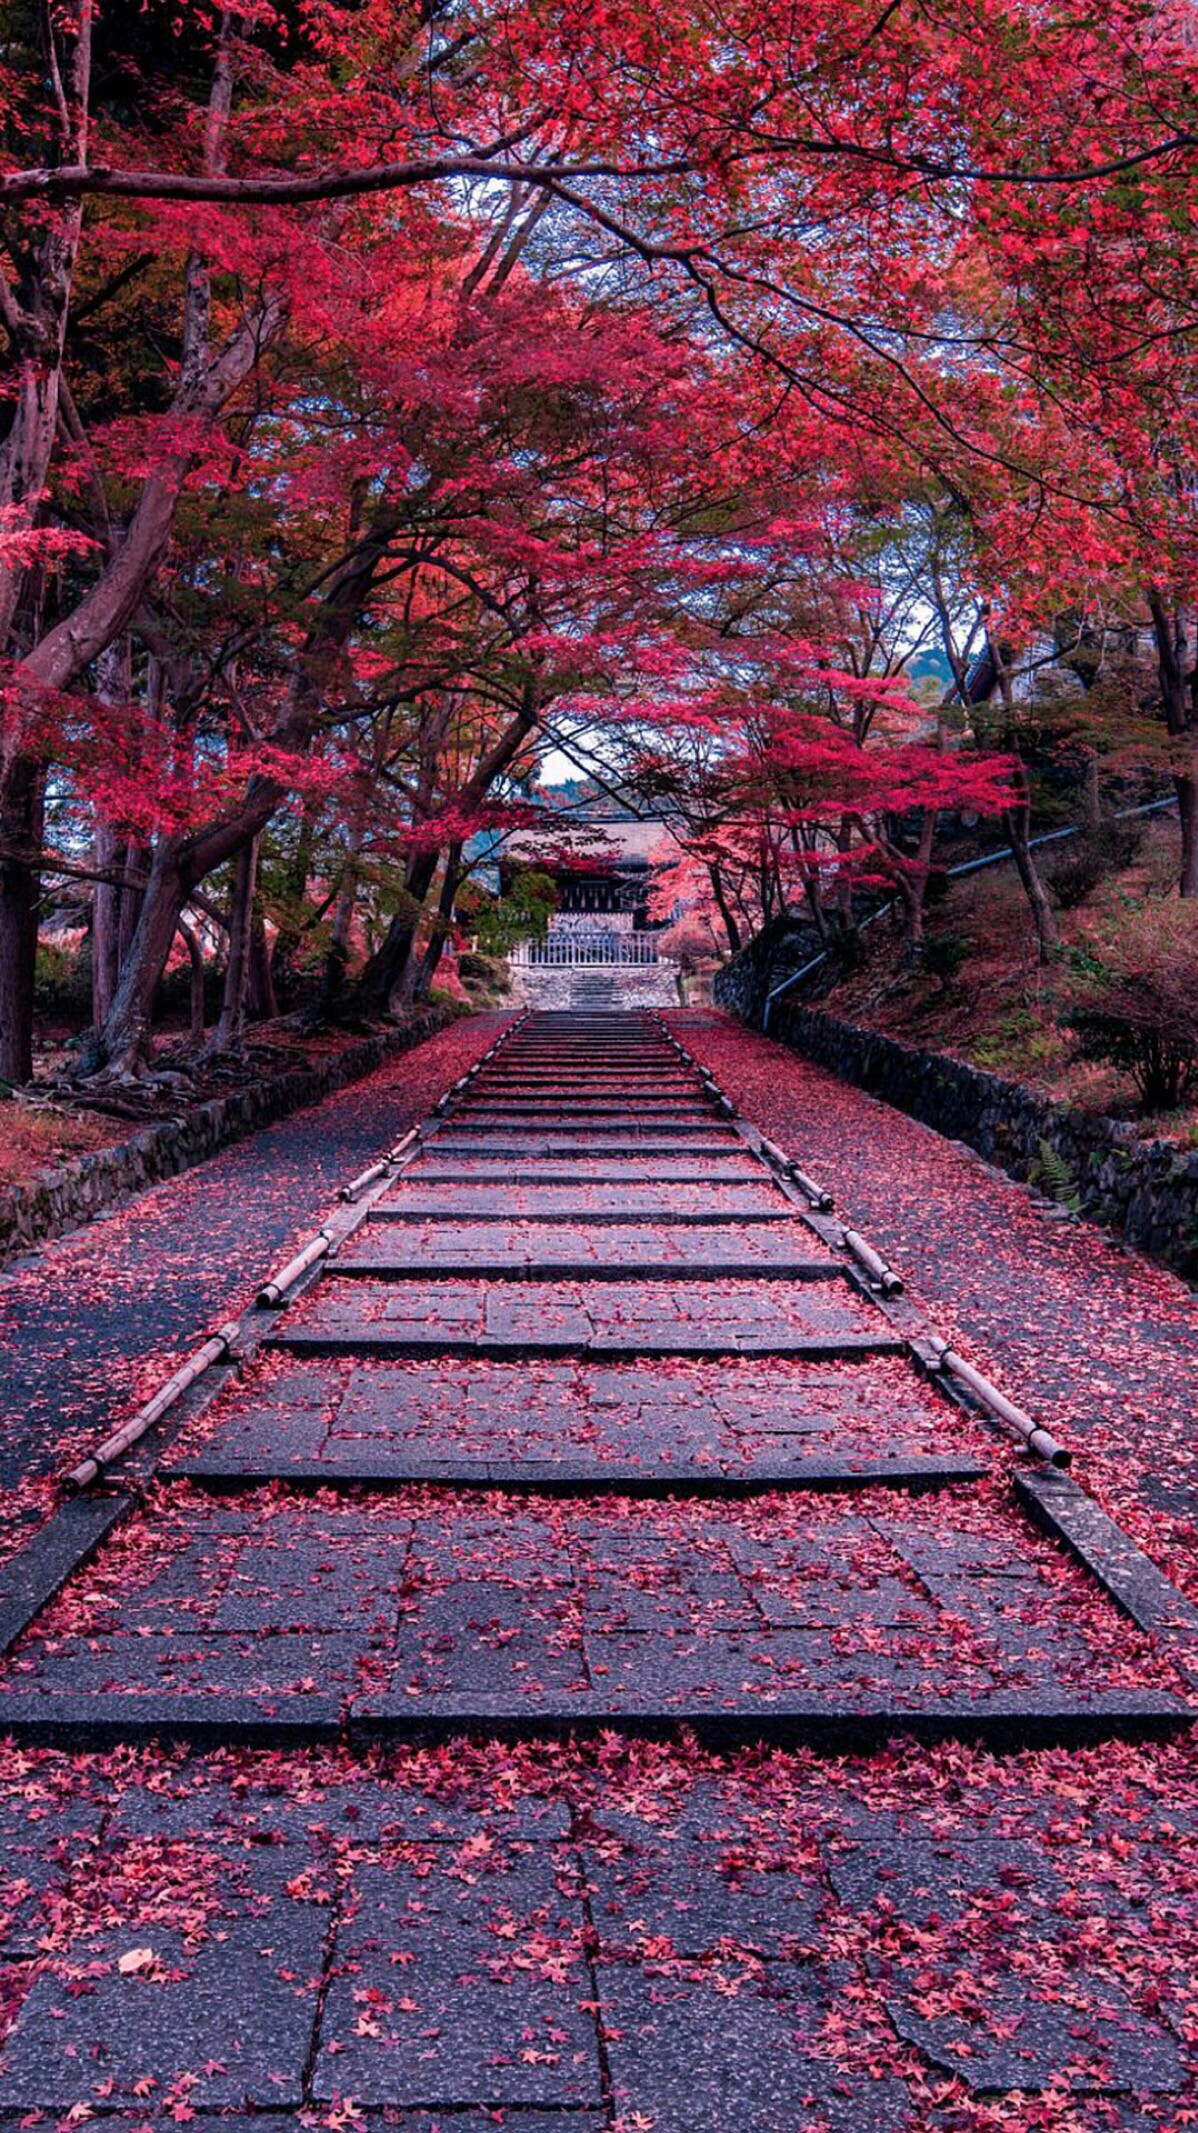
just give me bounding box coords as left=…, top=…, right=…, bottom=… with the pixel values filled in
left=760, top=797, right=1180, bottom=1030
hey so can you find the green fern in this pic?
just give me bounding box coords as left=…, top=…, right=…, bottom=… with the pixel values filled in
left=1029, top=1137, right=1081, bottom=1211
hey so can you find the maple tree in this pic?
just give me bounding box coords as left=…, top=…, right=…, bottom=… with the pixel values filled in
left=3, top=0, right=1198, bottom=1078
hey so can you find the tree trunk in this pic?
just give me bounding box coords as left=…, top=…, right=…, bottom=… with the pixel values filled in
left=209, top=834, right=259, bottom=1053
left=269, top=803, right=316, bottom=993
left=1147, top=589, right=1198, bottom=898
left=412, top=846, right=462, bottom=1003
left=91, top=819, right=123, bottom=1030
left=355, top=850, right=439, bottom=1016
left=0, top=759, right=44, bottom=1084
left=1005, top=778, right=1059, bottom=965
left=247, top=894, right=278, bottom=1020
left=94, top=841, right=189, bottom=1076
left=90, top=638, right=133, bottom=1030
left=313, top=824, right=366, bottom=1020
left=176, top=917, right=207, bottom=1047
left=899, top=808, right=936, bottom=959
left=708, top=864, right=742, bottom=955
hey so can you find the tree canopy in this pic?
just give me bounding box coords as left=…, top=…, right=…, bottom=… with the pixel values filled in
left=3, top=0, right=1198, bottom=1077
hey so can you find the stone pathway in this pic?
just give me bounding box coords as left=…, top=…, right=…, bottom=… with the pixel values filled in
left=0, top=1012, right=508, bottom=1533
left=0, top=1010, right=1195, bottom=2124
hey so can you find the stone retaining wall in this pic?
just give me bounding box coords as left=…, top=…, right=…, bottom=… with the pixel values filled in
left=715, top=974, right=1198, bottom=1283
left=0, top=1007, right=459, bottom=1266
left=510, top=965, right=681, bottom=1009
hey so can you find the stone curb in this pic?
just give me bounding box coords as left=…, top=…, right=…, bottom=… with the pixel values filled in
left=716, top=986, right=1198, bottom=1284
left=0, top=1006, right=460, bottom=1267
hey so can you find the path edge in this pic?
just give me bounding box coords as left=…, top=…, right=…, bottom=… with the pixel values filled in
left=0, top=1005, right=468, bottom=1268
left=708, top=993, right=1198, bottom=1285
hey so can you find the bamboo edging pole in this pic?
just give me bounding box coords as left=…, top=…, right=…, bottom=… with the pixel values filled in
left=65, top=1319, right=242, bottom=1491
left=929, top=1339, right=1070, bottom=1467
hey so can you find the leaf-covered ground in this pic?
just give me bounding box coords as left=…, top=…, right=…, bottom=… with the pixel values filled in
left=0, top=1014, right=510, bottom=1569
left=0, top=1734, right=1196, bottom=2129
left=669, top=1011, right=1198, bottom=1606
left=1, top=1006, right=1195, bottom=2127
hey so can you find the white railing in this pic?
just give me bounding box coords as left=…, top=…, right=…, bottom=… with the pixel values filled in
left=511, top=933, right=661, bottom=967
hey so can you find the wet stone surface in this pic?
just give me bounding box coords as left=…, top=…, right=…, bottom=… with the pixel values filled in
left=0, top=1491, right=1182, bottom=1719
left=339, top=1216, right=834, bottom=1275
left=176, top=1353, right=959, bottom=1479
left=279, top=1274, right=895, bottom=1356
left=1, top=1011, right=1194, bottom=2119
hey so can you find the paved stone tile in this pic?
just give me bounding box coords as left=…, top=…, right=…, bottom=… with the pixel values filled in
left=827, top=1836, right=1185, bottom=2093
left=282, top=1277, right=893, bottom=1356
left=391, top=1583, right=587, bottom=1696
left=375, top=1181, right=787, bottom=1216
left=598, top=1965, right=911, bottom=2132
left=429, top=1135, right=743, bottom=1158
left=105, top=1775, right=571, bottom=1847
left=185, top=1355, right=956, bottom=1478
left=1, top=1629, right=366, bottom=1701
left=887, top=1973, right=1183, bottom=2094
left=412, top=1155, right=765, bottom=1181
left=8, top=2117, right=606, bottom=2133
left=582, top=1830, right=823, bottom=1955
left=212, top=1559, right=404, bottom=1635
left=0, top=1795, right=105, bottom=1956
left=0, top=1856, right=326, bottom=2108
left=313, top=1849, right=601, bottom=2108
left=341, top=1218, right=833, bottom=1276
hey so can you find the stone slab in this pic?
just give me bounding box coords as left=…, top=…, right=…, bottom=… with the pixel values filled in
left=349, top=1692, right=1189, bottom=1749
left=0, top=1794, right=106, bottom=1957
left=338, top=1218, right=835, bottom=1279
left=827, top=1837, right=1185, bottom=2093
left=311, top=1851, right=601, bottom=2109
left=1018, top=1468, right=1198, bottom=1667
left=597, top=1965, right=911, bottom=2132
left=372, top=1183, right=788, bottom=1216
left=0, top=1692, right=344, bottom=1743
left=407, top=1157, right=766, bottom=1181
left=278, top=1276, right=901, bottom=1359
left=171, top=1454, right=986, bottom=1494
left=0, top=1901, right=325, bottom=2109
left=0, top=1494, right=132, bottom=1655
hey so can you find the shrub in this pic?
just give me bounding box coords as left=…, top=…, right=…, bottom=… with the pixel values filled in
left=35, top=940, right=92, bottom=1022
left=1048, top=820, right=1144, bottom=910
left=923, top=932, right=970, bottom=983
left=1069, top=902, right=1198, bottom=1111
left=457, top=951, right=511, bottom=994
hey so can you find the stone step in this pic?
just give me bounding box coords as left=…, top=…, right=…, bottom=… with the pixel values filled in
left=371, top=1192, right=788, bottom=1220
left=428, top=1138, right=745, bottom=1157
left=275, top=1275, right=903, bottom=1358
left=169, top=1351, right=965, bottom=1478
left=440, top=1121, right=740, bottom=1140
left=3, top=1492, right=1186, bottom=1749
left=174, top=1453, right=987, bottom=1493
left=337, top=1218, right=835, bottom=1279
left=409, top=1157, right=766, bottom=1182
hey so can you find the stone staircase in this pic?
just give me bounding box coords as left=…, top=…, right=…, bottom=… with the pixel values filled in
left=511, top=959, right=680, bottom=1009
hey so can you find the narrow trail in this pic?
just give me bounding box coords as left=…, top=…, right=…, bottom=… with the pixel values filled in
left=0, top=1010, right=1195, bottom=2127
